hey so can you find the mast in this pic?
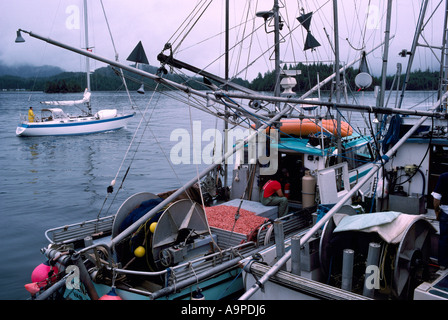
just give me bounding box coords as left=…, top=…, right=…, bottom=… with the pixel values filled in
left=333, top=0, right=342, bottom=163
left=83, top=0, right=91, bottom=92
left=379, top=0, right=393, bottom=109
left=224, top=0, right=229, bottom=188
left=83, top=0, right=92, bottom=114
left=397, top=0, right=429, bottom=109
left=273, top=0, right=281, bottom=103
left=438, top=0, right=448, bottom=111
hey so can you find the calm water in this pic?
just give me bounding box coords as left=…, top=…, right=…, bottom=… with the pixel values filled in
left=0, top=89, right=437, bottom=299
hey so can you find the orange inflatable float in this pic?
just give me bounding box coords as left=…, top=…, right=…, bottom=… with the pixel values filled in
left=277, top=118, right=353, bottom=137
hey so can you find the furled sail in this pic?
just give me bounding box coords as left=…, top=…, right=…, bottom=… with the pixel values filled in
left=40, top=88, right=91, bottom=106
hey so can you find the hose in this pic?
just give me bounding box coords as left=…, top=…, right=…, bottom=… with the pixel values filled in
left=417, top=168, right=426, bottom=196
left=382, top=115, right=402, bottom=154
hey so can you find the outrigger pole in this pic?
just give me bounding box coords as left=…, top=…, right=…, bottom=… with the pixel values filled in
left=221, top=90, right=447, bottom=119
left=21, top=29, right=436, bottom=120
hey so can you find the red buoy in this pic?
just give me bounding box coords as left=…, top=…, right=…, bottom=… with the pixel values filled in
left=99, top=287, right=123, bottom=300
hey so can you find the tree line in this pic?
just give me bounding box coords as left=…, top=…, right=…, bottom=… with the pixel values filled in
left=0, top=62, right=441, bottom=93
left=248, top=63, right=441, bottom=93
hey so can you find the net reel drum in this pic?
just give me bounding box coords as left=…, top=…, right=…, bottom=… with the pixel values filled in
left=319, top=211, right=435, bottom=299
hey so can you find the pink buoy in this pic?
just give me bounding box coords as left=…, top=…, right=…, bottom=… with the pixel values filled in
left=31, top=260, right=59, bottom=288
left=99, top=287, right=123, bottom=300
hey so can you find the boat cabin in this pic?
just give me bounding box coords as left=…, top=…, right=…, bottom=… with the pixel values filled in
left=231, top=129, right=375, bottom=212
left=40, top=108, right=67, bottom=122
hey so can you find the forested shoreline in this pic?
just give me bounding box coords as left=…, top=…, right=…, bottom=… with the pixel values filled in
left=0, top=63, right=441, bottom=93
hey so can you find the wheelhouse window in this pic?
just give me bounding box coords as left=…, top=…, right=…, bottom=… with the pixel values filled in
left=344, top=143, right=374, bottom=170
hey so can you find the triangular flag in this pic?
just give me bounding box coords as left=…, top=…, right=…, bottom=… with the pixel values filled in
left=127, top=41, right=149, bottom=65
left=297, top=12, right=313, bottom=31
left=304, top=32, right=321, bottom=51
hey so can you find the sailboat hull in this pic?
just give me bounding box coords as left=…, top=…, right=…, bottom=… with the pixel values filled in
left=16, top=113, right=134, bottom=137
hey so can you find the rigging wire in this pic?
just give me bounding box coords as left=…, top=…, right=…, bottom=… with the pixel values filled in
left=230, top=0, right=255, bottom=80
left=99, top=0, right=135, bottom=111
left=27, top=0, right=64, bottom=99
left=97, top=89, right=159, bottom=218
left=169, top=0, right=214, bottom=54
left=187, top=93, right=223, bottom=253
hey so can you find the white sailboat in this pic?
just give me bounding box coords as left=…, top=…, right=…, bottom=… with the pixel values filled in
left=15, top=0, right=134, bottom=137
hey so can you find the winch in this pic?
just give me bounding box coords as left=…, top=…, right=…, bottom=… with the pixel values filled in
left=151, top=199, right=215, bottom=269
left=319, top=208, right=436, bottom=299
left=112, top=193, right=215, bottom=271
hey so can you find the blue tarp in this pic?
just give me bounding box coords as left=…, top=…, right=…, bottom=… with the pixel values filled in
left=118, top=198, right=164, bottom=233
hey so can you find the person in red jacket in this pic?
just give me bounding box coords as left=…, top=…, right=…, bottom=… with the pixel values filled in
left=260, top=179, right=289, bottom=217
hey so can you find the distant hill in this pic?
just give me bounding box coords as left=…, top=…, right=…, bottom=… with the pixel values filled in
left=0, top=63, right=65, bottom=78
left=0, top=63, right=234, bottom=92
left=0, top=62, right=439, bottom=93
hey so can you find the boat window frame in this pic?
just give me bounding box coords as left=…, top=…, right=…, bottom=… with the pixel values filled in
left=344, top=142, right=375, bottom=170
left=41, top=108, right=67, bottom=121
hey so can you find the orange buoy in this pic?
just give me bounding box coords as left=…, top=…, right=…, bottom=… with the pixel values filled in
left=278, top=119, right=353, bottom=137
left=24, top=282, right=40, bottom=295
left=99, top=287, right=123, bottom=300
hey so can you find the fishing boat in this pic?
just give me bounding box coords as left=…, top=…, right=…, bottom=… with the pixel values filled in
left=16, top=0, right=448, bottom=302
left=238, top=0, right=448, bottom=301
left=15, top=0, right=135, bottom=137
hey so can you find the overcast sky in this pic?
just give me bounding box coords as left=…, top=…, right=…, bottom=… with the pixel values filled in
left=1, top=0, right=445, bottom=81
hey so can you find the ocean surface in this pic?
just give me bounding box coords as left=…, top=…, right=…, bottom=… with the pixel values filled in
left=0, top=89, right=437, bottom=300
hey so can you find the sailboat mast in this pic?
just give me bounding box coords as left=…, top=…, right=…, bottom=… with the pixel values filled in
left=83, top=0, right=92, bottom=114
left=83, top=0, right=91, bottom=93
